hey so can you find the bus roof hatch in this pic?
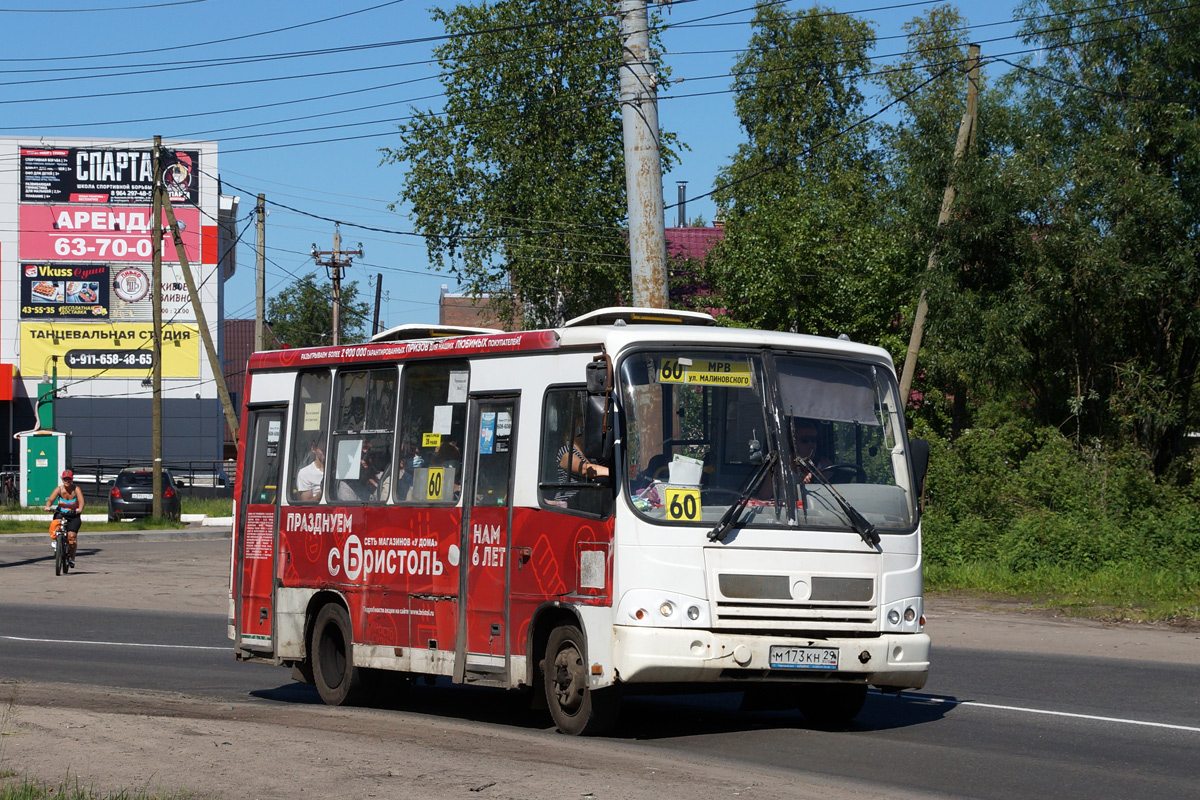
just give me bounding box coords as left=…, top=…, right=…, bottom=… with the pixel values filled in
left=563, top=307, right=716, bottom=328
left=370, top=323, right=504, bottom=342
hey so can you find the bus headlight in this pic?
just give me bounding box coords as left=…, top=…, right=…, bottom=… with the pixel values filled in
left=617, top=591, right=709, bottom=627
left=882, top=597, right=924, bottom=631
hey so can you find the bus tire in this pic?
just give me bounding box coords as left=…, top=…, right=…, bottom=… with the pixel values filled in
left=311, top=603, right=364, bottom=706
left=796, top=684, right=867, bottom=727
left=543, top=624, right=619, bottom=736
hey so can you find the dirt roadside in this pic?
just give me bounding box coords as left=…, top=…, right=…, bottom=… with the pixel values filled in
left=2, top=536, right=1197, bottom=799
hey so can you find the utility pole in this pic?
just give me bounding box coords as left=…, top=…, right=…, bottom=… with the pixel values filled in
left=162, top=192, right=241, bottom=444
left=899, top=44, right=981, bottom=404
left=372, top=273, right=383, bottom=336
left=311, top=225, right=362, bottom=346
left=255, top=194, right=266, bottom=352
left=618, top=0, right=668, bottom=309
left=151, top=137, right=164, bottom=520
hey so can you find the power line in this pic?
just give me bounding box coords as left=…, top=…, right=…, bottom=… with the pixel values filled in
left=0, top=0, right=409, bottom=63
left=0, top=0, right=203, bottom=10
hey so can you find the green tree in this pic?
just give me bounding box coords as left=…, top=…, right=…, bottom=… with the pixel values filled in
left=267, top=272, right=369, bottom=348
left=925, top=0, right=1200, bottom=471
left=877, top=4, right=1008, bottom=434
left=701, top=4, right=896, bottom=343
left=382, top=0, right=679, bottom=327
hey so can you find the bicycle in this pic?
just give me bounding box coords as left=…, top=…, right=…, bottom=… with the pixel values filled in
left=51, top=516, right=69, bottom=576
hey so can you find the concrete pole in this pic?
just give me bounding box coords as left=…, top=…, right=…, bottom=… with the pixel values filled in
left=618, top=0, right=668, bottom=309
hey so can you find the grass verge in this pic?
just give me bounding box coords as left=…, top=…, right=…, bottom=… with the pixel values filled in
left=180, top=497, right=232, bottom=517
left=0, top=778, right=195, bottom=800
left=0, top=518, right=185, bottom=535
left=927, top=562, right=1200, bottom=626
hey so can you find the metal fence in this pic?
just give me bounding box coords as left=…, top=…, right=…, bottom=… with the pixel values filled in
left=1, top=459, right=235, bottom=503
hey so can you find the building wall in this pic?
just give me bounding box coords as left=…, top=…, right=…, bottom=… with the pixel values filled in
left=0, top=137, right=226, bottom=465
left=439, top=287, right=507, bottom=330
left=57, top=397, right=222, bottom=463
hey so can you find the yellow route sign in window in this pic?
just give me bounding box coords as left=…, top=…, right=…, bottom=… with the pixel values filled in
left=665, top=487, right=702, bottom=522
left=658, top=358, right=751, bottom=387
left=425, top=467, right=445, bottom=501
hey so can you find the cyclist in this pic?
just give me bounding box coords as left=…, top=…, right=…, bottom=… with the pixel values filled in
left=44, top=469, right=84, bottom=569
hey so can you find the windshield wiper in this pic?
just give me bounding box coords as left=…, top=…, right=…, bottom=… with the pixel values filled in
left=708, top=450, right=778, bottom=544
left=797, top=456, right=881, bottom=548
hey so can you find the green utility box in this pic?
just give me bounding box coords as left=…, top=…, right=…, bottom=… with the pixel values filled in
left=19, top=430, right=72, bottom=508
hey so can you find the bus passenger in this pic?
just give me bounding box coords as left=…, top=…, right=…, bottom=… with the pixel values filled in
left=559, top=426, right=609, bottom=482
left=295, top=441, right=325, bottom=501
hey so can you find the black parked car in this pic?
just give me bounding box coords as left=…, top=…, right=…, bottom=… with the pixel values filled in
left=108, top=469, right=182, bottom=521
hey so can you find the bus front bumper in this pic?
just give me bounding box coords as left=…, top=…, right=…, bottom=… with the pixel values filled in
left=612, top=627, right=929, bottom=689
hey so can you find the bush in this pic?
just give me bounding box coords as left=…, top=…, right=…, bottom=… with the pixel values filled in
left=920, top=405, right=1200, bottom=594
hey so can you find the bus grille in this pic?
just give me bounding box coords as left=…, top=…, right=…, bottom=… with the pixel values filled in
left=712, top=600, right=878, bottom=633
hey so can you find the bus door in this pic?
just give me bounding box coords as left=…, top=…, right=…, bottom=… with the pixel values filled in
left=235, top=407, right=286, bottom=655
left=456, top=395, right=518, bottom=682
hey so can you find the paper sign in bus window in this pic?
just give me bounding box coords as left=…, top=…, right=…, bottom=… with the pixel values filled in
left=303, top=402, right=323, bottom=431
left=433, top=405, right=453, bottom=435
left=448, top=371, right=468, bottom=403
left=335, top=438, right=362, bottom=480
left=479, top=412, right=496, bottom=455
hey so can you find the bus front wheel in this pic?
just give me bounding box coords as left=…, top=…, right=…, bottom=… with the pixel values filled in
left=311, top=603, right=364, bottom=706
left=543, top=624, right=619, bottom=736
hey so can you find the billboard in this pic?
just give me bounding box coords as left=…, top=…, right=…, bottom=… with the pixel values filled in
left=20, top=322, right=200, bottom=379
left=20, top=147, right=199, bottom=205
left=17, top=205, right=201, bottom=263
left=18, top=263, right=196, bottom=322
left=20, top=263, right=110, bottom=319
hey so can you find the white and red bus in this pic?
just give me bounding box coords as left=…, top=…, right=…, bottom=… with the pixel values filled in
left=230, top=307, right=929, bottom=734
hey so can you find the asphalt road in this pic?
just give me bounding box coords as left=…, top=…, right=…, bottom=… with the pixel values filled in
left=2, top=536, right=1198, bottom=799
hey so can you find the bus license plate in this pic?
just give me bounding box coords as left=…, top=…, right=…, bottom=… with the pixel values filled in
left=769, top=645, right=839, bottom=670
left=131, top=492, right=153, bottom=500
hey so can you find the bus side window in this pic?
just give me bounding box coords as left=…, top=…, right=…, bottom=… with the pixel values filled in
left=289, top=370, right=331, bottom=504
left=539, top=387, right=611, bottom=516
left=396, top=361, right=468, bottom=505
left=329, top=368, right=398, bottom=504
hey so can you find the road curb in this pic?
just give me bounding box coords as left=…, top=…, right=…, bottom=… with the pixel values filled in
left=0, top=527, right=231, bottom=544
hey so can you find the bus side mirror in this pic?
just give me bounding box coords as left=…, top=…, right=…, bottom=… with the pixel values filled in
left=582, top=394, right=611, bottom=465
left=909, top=438, right=930, bottom=502
left=583, top=356, right=613, bottom=465
left=585, top=359, right=609, bottom=394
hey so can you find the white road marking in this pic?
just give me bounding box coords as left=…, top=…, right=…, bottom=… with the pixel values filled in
left=4, top=635, right=1196, bottom=734
left=2, top=635, right=225, bottom=652
left=888, top=691, right=1200, bottom=733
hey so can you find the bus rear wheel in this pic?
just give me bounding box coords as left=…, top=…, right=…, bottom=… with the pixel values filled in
left=543, top=624, right=619, bottom=736
left=311, top=603, right=364, bottom=706
left=795, top=683, right=867, bottom=727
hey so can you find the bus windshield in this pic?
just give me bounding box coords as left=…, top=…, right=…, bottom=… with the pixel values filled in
left=620, top=349, right=918, bottom=533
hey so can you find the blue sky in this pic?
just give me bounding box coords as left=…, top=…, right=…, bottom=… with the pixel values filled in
left=0, top=0, right=1029, bottom=331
